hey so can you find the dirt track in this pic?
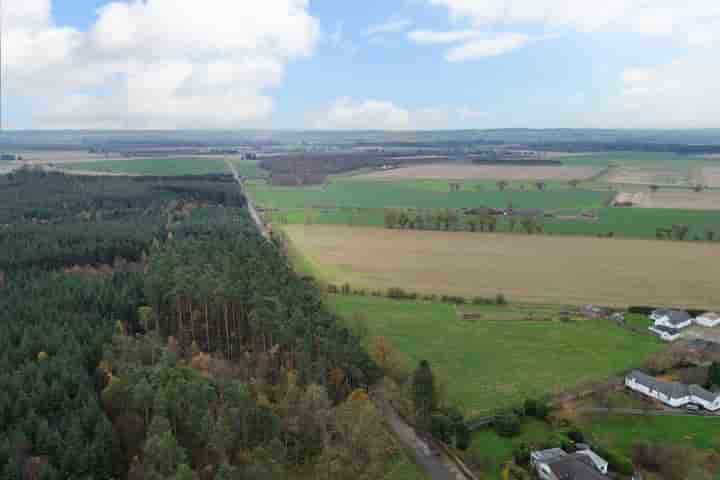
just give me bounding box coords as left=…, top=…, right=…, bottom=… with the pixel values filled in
left=285, top=225, right=720, bottom=308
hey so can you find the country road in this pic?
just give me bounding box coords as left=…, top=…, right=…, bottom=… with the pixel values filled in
left=379, top=401, right=470, bottom=480
left=224, top=158, right=269, bottom=240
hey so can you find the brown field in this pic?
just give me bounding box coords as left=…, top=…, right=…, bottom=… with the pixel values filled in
left=614, top=190, right=720, bottom=210
left=603, top=167, right=691, bottom=186
left=358, top=164, right=603, bottom=181
left=284, top=225, right=720, bottom=309
left=702, top=167, right=720, bottom=188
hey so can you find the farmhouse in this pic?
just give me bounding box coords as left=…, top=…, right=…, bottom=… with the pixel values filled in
left=625, top=370, right=720, bottom=411
left=531, top=448, right=608, bottom=480
left=650, top=309, right=693, bottom=330
left=696, top=312, right=720, bottom=328
left=648, top=325, right=682, bottom=342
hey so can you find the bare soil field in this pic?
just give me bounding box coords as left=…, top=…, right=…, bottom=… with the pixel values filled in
left=614, top=190, right=720, bottom=210
left=603, top=167, right=691, bottom=186
left=702, top=167, right=720, bottom=188
left=284, top=225, right=720, bottom=309
left=359, top=164, right=603, bottom=181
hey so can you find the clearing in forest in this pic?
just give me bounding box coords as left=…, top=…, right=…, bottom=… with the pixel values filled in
left=358, top=164, right=603, bottom=181
left=284, top=225, right=720, bottom=309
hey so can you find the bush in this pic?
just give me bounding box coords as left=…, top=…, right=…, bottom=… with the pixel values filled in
left=473, top=296, right=492, bottom=305
left=566, top=427, right=584, bottom=444
left=326, top=284, right=339, bottom=294
left=523, top=398, right=549, bottom=419
left=430, top=414, right=453, bottom=444
left=494, top=412, right=521, bottom=438
left=595, top=446, right=634, bottom=476
left=513, top=442, right=531, bottom=466
left=341, top=283, right=351, bottom=295
left=496, top=293, right=508, bottom=305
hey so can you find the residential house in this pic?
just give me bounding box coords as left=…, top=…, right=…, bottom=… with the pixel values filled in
left=576, top=449, right=609, bottom=475
left=650, top=310, right=693, bottom=330
left=648, top=325, right=682, bottom=342
left=625, top=370, right=720, bottom=411
left=696, top=312, right=720, bottom=328
left=532, top=448, right=607, bottom=480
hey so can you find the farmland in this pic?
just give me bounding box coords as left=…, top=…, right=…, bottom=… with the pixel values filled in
left=283, top=225, right=720, bottom=308
left=248, top=178, right=610, bottom=211
left=60, top=157, right=267, bottom=178
left=614, top=190, right=720, bottom=210
left=358, top=164, right=603, bottom=181
left=329, top=295, right=662, bottom=415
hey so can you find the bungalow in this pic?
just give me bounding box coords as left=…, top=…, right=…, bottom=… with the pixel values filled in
left=650, top=309, right=693, bottom=330
left=648, top=325, right=682, bottom=342
left=625, top=370, right=720, bottom=411
left=696, top=312, right=720, bottom=328
left=531, top=448, right=607, bottom=480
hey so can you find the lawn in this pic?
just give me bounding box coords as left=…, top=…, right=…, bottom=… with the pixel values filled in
left=62, top=157, right=267, bottom=178
left=247, top=178, right=610, bottom=212
left=328, top=295, right=663, bottom=415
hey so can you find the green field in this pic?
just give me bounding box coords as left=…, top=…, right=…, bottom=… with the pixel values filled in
left=248, top=179, right=609, bottom=212
left=62, top=157, right=267, bottom=178
left=328, top=295, right=663, bottom=415
left=559, top=151, right=720, bottom=169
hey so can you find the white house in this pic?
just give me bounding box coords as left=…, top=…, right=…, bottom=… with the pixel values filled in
left=625, top=370, right=720, bottom=411
left=648, top=325, right=682, bottom=342
left=576, top=449, right=609, bottom=475
left=650, top=309, right=693, bottom=330
left=696, top=312, right=720, bottom=328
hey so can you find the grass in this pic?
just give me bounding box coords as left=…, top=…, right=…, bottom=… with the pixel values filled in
left=285, top=225, right=720, bottom=308
left=583, top=413, right=720, bottom=455
left=560, top=151, right=720, bottom=169
left=328, top=295, right=663, bottom=415
left=247, top=178, right=610, bottom=212
left=62, top=157, right=267, bottom=178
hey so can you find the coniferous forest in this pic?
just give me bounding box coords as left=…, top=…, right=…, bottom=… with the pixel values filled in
left=0, top=169, right=396, bottom=479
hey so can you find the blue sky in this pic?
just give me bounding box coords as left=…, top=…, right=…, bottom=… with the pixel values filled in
left=4, top=0, right=720, bottom=129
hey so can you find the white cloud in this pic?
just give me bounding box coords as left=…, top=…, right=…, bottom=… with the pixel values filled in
left=427, top=0, right=720, bottom=35
left=4, top=0, right=319, bottom=129
left=366, top=19, right=414, bottom=36
left=446, top=33, right=532, bottom=61
left=407, top=29, right=481, bottom=45
left=315, top=98, right=487, bottom=130
left=620, top=55, right=720, bottom=128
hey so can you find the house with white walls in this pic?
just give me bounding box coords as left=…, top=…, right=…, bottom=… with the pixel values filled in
left=650, top=310, right=693, bottom=329
left=625, top=370, right=720, bottom=411
left=696, top=312, right=720, bottom=328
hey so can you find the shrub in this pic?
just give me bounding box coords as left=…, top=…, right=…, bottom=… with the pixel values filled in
left=523, top=398, right=549, bottom=420
left=341, top=283, right=351, bottom=295
left=473, top=296, right=492, bottom=305
left=496, top=293, right=508, bottom=305
left=326, top=284, right=339, bottom=294
left=596, top=446, right=634, bottom=476
left=513, top=442, right=531, bottom=466
left=430, top=414, right=453, bottom=444
left=566, top=427, right=584, bottom=444
left=494, top=412, right=521, bottom=438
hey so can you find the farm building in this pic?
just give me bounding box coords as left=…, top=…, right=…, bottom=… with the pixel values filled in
left=531, top=448, right=607, bottom=480
left=650, top=309, right=693, bottom=330
left=625, top=370, right=720, bottom=411
left=696, top=312, right=720, bottom=328
left=648, top=325, right=682, bottom=342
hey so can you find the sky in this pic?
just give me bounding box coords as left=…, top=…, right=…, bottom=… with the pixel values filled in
left=3, top=0, right=720, bottom=130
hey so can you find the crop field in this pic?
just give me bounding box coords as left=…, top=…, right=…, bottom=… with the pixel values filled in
left=358, top=164, right=603, bottom=181
left=247, top=178, right=610, bottom=212
left=61, top=157, right=266, bottom=178
left=614, top=190, right=720, bottom=210
left=703, top=167, right=720, bottom=187
left=284, top=225, right=720, bottom=308
left=329, top=295, right=662, bottom=415
left=602, top=166, right=692, bottom=186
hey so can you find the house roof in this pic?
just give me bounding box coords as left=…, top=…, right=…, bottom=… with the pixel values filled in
left=689, top=385, right=718, bottom=403
left=652, top=309, right=692, bottom=325
left=547, top=454, right=606, bottom=480
left=649, top=325, right=680, bottom=335
left=629, top=370, right=720, bottom=403
left=699, top=312, right=720, bottom=320
left=576, top=449, right=609, bottom=469
left=532, top=448, right=567, bottom=463
left=628, top=370, right=689, bottom=399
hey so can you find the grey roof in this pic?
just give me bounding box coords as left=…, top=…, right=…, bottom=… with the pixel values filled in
left=653, top=309, right=692, bottom=325
left=649, top=325, right=681, bottom=335
left=547, top=454, right=606, bottom=480
left=628, top=370, right=689, bottom=399
left=689, top=385, right=718, bottom=403
left=532, top=448, right=567, bottom=463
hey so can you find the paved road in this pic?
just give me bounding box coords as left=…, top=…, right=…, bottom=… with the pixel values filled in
left=379, top=401, right=468, bottom=480
left=224, top=158, right=269, bottom=240
left=577, top=407, right=720, bottom=417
